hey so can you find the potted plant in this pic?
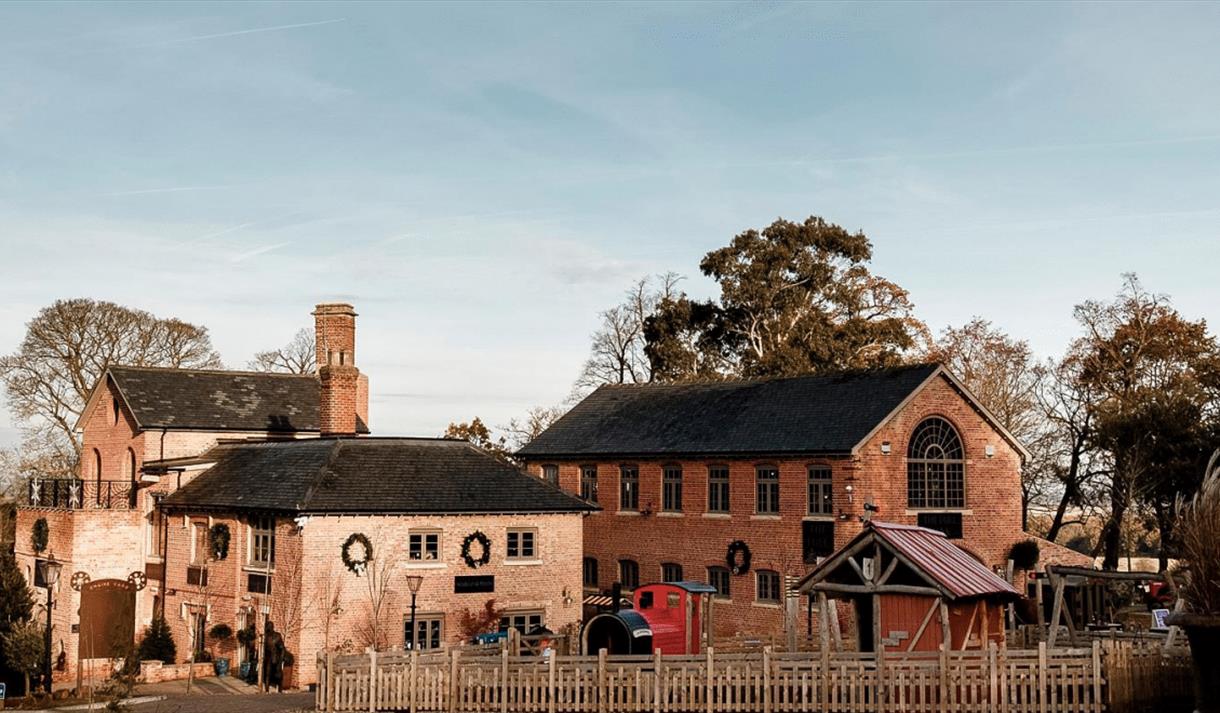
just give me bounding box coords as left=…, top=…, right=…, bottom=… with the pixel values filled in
left=209, top=624, right=234, bottom=676
left=1167, top=450, right=1220, bottom=713
left=236, top=624, right=257, bottom=680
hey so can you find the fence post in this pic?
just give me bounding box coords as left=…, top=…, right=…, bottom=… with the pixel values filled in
left=653, top=649, right=663, bottom=713
left=938, top=641, right=950, bottom=709
left=1037, top=641, right=1047, bottom=713
left=762, top=646, right=772, bottom=713
left=598, top=648, right=608, bottom=713
left=448, top=648, right=459, bottom=713
left=876, top=641, right=886, bottom=713
left=548, top=647, right=557, bottom=713
left=1091, top=640, right=1102, bottom=713
left=325, top=651, right=335, bottom=713
left=502, top=647, right=510, bottom=713
left=369, top=649, right=378, bottom=713
left=988, top=642, right=997, bottom=710
left=410, top=650, right=419, bottom=713
left=705, top=647, right=714, bottom=713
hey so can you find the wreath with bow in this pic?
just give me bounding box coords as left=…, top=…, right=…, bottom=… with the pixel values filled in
left=461, top=531, right=492, bottom=569
left=341, top=533, right=374, bottom=576
left=210, top=523, right=231, bottom=560
left=31, top=518, right=49, bottom=554
left=726, top=540, right=752, bottom=576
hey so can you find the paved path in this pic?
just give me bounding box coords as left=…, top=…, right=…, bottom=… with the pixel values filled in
left=128, top=678, right=314, bottom=712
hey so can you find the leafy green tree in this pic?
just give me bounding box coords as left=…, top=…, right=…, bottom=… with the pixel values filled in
left=2, top=619, right=43, bottom=695
left=644, top=216, right=928, bottom=380
left=443, top=418, right=511, bottom=462
left=136, top=615, right=177, bottom=663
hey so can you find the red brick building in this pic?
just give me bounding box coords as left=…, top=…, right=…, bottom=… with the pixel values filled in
left=518, top=364, right=1039, bottom=638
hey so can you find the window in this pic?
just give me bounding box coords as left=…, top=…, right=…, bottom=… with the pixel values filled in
left=707, top=567, right=731, bottom=598
left=409, top=530, right=440, bottom=561
left=907, top=417, right=966, bottom=509
left=249, top=516, right=276, bottom=568
left=506, top=528, right=536, bottom=559
left=33, top=559, right=49, bottom=588
left=500, top=611, right=544, bottom=634
left=661, top=562, right=683, bottom=582
left=619, top=465, right=639, bottom=511
left=583, top=557, right=599, bottom=588
left=191, top=611, right=207, bottom=657
left=755, top=466, right=780, bottom=514
left=662, top=465, right=683, bottom=512
left=112, top=397, right=121, bottom=425
left=918, top=512, right=964, bottom=539
left=191, top=522, right=208, bottom=565
left=808, top=466, right=833, bottom=516
left=756, top=570, right=781, bottom=603
left=148, top=494, right=166, bottom=558
left=186, top=565, right=208, bottom=587
left=542, top=464, right=559, bottom=487
left=707, top=466, right=730, bottom=513
left=247, top=572, right=271, bottom=594
left=619, top=559, right=639, bottom=590
left=126, top=448, right=138, bottom=483
left=406, top=616, right=444, bottom=650
left=93, top=449, right=102, bottom=503
left=802, top=521, right=835, bottom=562
left=580, top=465, right=598, bottom=503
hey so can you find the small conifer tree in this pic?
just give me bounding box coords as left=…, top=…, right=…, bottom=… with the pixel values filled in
left=136, top=615, right=177, bottom=663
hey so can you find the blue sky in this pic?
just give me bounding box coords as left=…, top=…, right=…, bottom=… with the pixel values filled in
left=2, top=1, right=1219, bottom=446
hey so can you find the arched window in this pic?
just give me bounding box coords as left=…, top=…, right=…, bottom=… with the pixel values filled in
left=93, top=449, right=103, bottom=505
left=907, top=417, right=965, bottom=509
left=125, top=448, right=137, bottom=483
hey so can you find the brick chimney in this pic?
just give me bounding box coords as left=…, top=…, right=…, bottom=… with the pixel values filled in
left=313, top=303, right=362, bottom=437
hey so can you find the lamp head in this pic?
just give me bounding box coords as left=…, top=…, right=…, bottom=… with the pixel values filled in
left=406, top=574, right=423, bottom=594
left=44, top=554, right=62, bottom=587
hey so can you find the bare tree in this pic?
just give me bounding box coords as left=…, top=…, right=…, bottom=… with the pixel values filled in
left=0, top=299, right=222, bottom=465
left=309, top=564, right=346, bottom=653
left=574, top=273, right=683, bottom=393
left=354, top=550, right=398, bottom=651
left=249, top=328, right=316, bottom=374
left=502, top=405, right=568, bottom=452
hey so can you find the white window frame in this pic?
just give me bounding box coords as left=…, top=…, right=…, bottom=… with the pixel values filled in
left=248, top=515, right=276, bottom=569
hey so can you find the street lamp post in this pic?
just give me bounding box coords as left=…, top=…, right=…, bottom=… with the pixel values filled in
left=406, top=575, right=423, bottom=650
left=41, top=554, right=62, bottom=694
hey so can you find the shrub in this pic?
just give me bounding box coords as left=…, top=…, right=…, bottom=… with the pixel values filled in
left=209, top=623, right=233, bottom=642
left=136, top=615, right=176, bottom=663
left=1007, top=539, right=1041, bottom=570
left=2, top=619, right=45, bottom=694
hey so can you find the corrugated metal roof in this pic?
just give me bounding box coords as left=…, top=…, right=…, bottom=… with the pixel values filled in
left=870, top=521, right=1019, bottom=600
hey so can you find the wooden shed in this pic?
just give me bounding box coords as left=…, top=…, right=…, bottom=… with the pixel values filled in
left=797, top=521, right=1019, bottom=653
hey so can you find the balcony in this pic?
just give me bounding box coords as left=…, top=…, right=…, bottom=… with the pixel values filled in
left=22, top=477, right=137, bottom=510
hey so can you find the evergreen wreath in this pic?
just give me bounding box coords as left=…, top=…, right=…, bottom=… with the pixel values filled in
left=726, top=540, right=752, bottom=576
left=209, top=523, right=231, bottom=560
left=461, top=531, right=492, bottom=569
left=341, top=533, right=374, bottom=575
left=31, top=517, right=49, bottom=554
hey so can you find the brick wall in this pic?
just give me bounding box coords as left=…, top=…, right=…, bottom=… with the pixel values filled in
left=524, top=373, right=1030, bottom=639
left=161, top=511, right=584, bottom=688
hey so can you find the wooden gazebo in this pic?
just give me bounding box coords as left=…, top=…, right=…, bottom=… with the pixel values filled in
left=797, top=521, right=1019, bottom=653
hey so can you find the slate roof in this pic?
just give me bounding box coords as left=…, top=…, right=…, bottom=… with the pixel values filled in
left=799, top=521, right=1019, bottom=601
left=517, top=363, right=941, bottom=458
left=105, top=365, right=367, bottom=434
left=160, top=437, right=595, bottom=515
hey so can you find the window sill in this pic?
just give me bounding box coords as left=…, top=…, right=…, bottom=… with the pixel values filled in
left=404, top=562, right=447, bottom=570
left=752, top=601, right=783, bottom=609
left=711, top=596, right=732, bottom=604
left=702, top=512, right=731, bottom=519
left=504, top=559, right=543, bottom=566
left=750, top=514, right=782, bottom=521
left=242, top=565, right=276, bottom=574
left=904, top=508, right=972, bottom=515
left=802, top=515, right=835, bottom=522
left=657, top=512, right=684, bottom=518
left=615, top=511, right=641, bottom=516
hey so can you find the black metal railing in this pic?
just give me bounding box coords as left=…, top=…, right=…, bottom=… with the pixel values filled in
left=22, top=478, right=137, bottom=510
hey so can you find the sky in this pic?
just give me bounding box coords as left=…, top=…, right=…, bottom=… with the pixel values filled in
left=1, top=1, right=1219, bottom=447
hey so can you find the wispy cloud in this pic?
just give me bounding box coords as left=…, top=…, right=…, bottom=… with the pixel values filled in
left=143, top=18, right=346, bottom=48
left=230, top=241, right=290, bottom=263
left=105, top=185, right=239, bottom=197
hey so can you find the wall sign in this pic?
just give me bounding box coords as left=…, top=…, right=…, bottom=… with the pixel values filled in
left=454, top=575, right=495, bottom=594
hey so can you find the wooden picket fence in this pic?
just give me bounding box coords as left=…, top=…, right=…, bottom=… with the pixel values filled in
left=316, top=639, right=1192, bottom=713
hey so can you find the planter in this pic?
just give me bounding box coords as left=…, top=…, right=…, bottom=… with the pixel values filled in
left=1167, top=612, right=1220, bottom=713
left=213, top=658, right=230, bottom=677
left=238, top=661, right=251, bottom=680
